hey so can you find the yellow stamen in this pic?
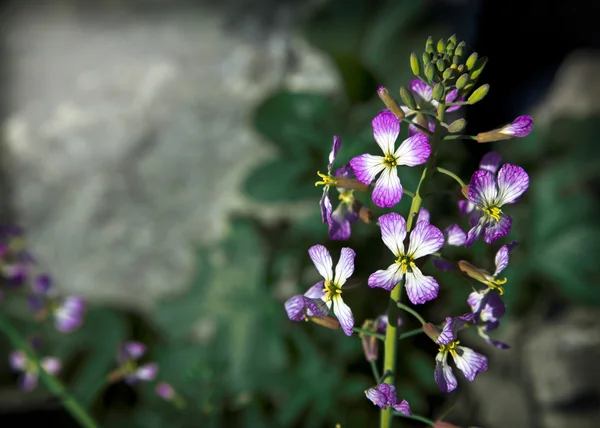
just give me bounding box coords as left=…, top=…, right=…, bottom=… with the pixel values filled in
left=484, top=206, right=502, bottom=222
left=315, top=171, right=337, bottom=187
left=439, top=340, right=460, bottom=355
left=338, top=191, right=354, bottom=205
left=395, top=255, right=415, bottom=274
left=487, top=277, right=507, bottom=295
left=383, top=153, right=398, bottom=168
left=322, top=280, right=342, bottom=303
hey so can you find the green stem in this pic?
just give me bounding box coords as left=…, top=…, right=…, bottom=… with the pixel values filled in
left=443, top=134, right=476, bottom=140
left=398, top=327, right=425, bottom=341
left=380, top=94, right=447, bottom=428
left=354, top=327, right=385, bottom=341
left=445, top=101, right=471, bottom=106
left=393, top=412, right=436, bottom=426
left=435, top=166, right=466, bottom=188
left=0, top=313, right=99, bottom=428
left=369, top=359, right=382, bottom=384
left=397, top=302, right=426, bottom=325
left=403, top=189, right=416, bottom=198
left=400, top=117, right=433, bottom=136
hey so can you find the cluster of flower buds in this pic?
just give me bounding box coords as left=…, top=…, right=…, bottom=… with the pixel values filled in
left=285, top=33, right=534, bottom=425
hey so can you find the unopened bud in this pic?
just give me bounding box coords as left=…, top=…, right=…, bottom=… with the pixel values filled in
left=458, top=260, right=490, bottom=283
left=476, top=115, right=534, bottom=142
left=442, top=68, right=453, bottom=80
left=425, top=63, right=436, bottom=81
left=360, top=331, right=379, bottom=362
left=432, top=83, right=444, bottom=102
left=309, top=315, right=340, bottom=330
left=400, top=87, right=417, bottom=110
left=377, top=86, right=405, bottom=119
left=423, top=323, right=441, bottom=342
left=469, top=57, right=488, bottom=80
left=422, top=52, right=431, bottom=64
left=410, top=52, right=420, bottom=76
left=455, top=41, right=466, bottom=57
left=448, top=118, right=466, bottom=133
left=456, top=73, right=469, bottom=89
left=447, top=34, right=457, bottom=45
left=436, top=59, right=445, bottom=72
left=426, top=36, right=435, bottom=53
left=437, top=38, right=446, bottom=53
left=467, top=84, right=489, bottom=104
left=460, top=185, right=469, bottom=199
left=465, top=52, right=478, bottom=70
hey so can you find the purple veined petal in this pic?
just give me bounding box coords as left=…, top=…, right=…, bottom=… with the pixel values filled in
left=458, top=200, right=475, bottom=216
left=365, top=386, right=388, bottom=409
left=483, top=215, right=512, bottom=245
left=120, top=341, right=147, bottom=362
left=393, top=399, right=412, bottom=416
left=32, top=274, right=52, bottom=295
left=409, top=78, right=433, bottom=104
left=404, top=265, right=439, bottom=304
left=368, top=264, right=404, bottom=291
left=334, top=247, right=356, bottom=287
left=284, top=295, right=309, bottom=321
left=156, top=382, right=175, bottom=400
left=451, top=346, right=488, bottom=382
left=372, top=167, right=403, bottom=208
left=467, top=291, right=484, bottom=313
left=407, top=221, right=444, bottom=259
left=377, top=383, right=397, bottom=405
left=479, top=293, right=506, bottom=324
left=408, top=118, right=436, bottom=137
left=482, top=331, right=510, bottom=350
left=417, top=208, right=430, bottom=224
left=479, top=152, right=502, bottom=174
left=502, top=115, right=533, bottom=137
left=334, top=163, right=354, bottom=179
left=20, top=371, right=39, bottom=392
left=432, top=257, right=456, bottom=271
left=304, top=281, right=325, bottom=300
left=41, top=357, right=61, bottom=375
left=494, top=242, right=518, bottom=275
left=349, top=154, right=386, bottom=185
left=496, top=164, right=529, bottom=205
left=328, top=204, right=355, bottom=241
left=320, top=190, right=332, bottom=224
left=135, top=363, right=159, bottom=381
left=445, top=224, right=466, bottom=246
left=437, top=314, right=474, bottom=345
left=434, top=352, right=458, bottom=393
left=9, top=350, right=27, bottom=371
left=445, top=101, right=464, bottom=113
left=328, top=136, right=342, bottom=171
left=465, top=220, right=485, bottom=248
left=308, top=245, right=333, bottom=281
left=379, top=212, right=407, bottom=257
left=305, top=296, right=329, bottom=318
left=468, top=210, right=483, bottom=227
left=468, top=170, right=497, bottom=207
left=372, top=110, right=400, bottom=155
left=332, top=295, right=354, bottom=336
left=394, top=133, right=431, bottom=166
left=445, top=88, right=459, bottom=104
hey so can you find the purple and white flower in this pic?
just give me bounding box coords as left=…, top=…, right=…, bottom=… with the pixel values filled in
left=365, top=383, right=411, bottom=415
left=368, top=213, right=444, bottom=304
left=458, top=152, right=503, bottom=217
left=458, top=241, right=518, bottom=294
left=284, top=282, right=328, bottom=322
left=116, top=341, right=159, bottom=385
left=400, top=79, right=463, bottom=136
left=316, top=136, right=343, bottom=223
left=327, top=165, right=361, bottom=240
left=9, top=350, right=61, bottom=392
left=350, top=110, right=430, bottom=208
left=464, top=163, right=529, bottom=246
left=476, top=115, right=534, bottom=142
left=433, top=315, right=488, bottom=393
left=156, top=382, right=175, bottom=401
left=467, top=292, right=509, bottom=349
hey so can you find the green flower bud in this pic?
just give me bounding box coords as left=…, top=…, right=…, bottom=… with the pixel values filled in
left=437, top=38, right=446, bottom=53
left=452, top=55, right=460, bottom=65
left=410, top=52, right=420, bottom=76
left=455, top=41, right=466, bottom=57
left=447, top=34, right=457, bottom=45
left=468, top=84, right=489, bottom=104
left=425, top=62, right=436, bottom=82
left=446, top=42, right=456, bottom=56
left=466, top=52, right=478, bottom=70
left=399, top=87, right=417, bottom=110
left=457, top=64, right=465, bottom=73
left=448, top=118, right=467, bottom=133
left=456, top=73, right=469, bottom=89
left=426, top=36, right=435, bottom=53
left=436, top=59, right=445, bottom=72
left=470, top=57, right=488, bottom=80
left=432, top=83, right=444, bottom=102
left=422, top=52, right=431, bottom=65
left=442, top=68, right=453, bottom=80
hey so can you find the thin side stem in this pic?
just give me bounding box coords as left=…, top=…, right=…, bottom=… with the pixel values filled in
left=435, top=166, right=466, bottom=188
left=369, top=359, right=382, bottom=384
left=445, top=101, right=471, bottom=106
left=443, top=134, right=476, bottom=140
left=354, top=327, right=385, bottom=341
left=398, top=327, right=425, bottom=341
left=0, top=313, right=99, bottom=428
left=397, top=302, right=426, bottom=326
left=393, top=412, right=436, bottom=426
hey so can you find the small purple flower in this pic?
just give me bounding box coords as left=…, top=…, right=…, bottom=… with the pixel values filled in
left=368, top=213, right=444, bottom=304
left=458, top=242, right=518, bottom=294
left=400, top=79, right=463, bottom=135
left=350, top=110, right=430, bottom=208
left=468, top=292, right=509, bottom=349
left=365, top=383, right=411, bottom=415
left=116, top=341, right=159, bottom=385
left=9, top=350, right=61, bottom=392
left=445, top=224, right=466, bottom=247
left=464, top=163, right=529, bottom=246
left=458, top=152, right=503, bottom=217
left=432, top=315, right=488, bottom=393
left=327, top=165, right=361, bottom=240
left=315, top=136, right=343, bottom=223
left=156, top=382, right=175, bottom=401
left=500, top=115, right=533, bottom=137
left=54, top=296, right=86, bottom=333
left=284, top=282, right=328, bottom=322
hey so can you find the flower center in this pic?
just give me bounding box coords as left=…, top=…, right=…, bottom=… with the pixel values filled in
left=395, top=255, right=415, bottom=274
left=315, top=171, right=337, bottom=188
left=484, top=205, right=502, bottom=222
left=438, top=340, right=460, bottom=356
left=486, top=277, right=507, bottom=295
left=322, top=280, right=342, bottom=303
left=338, top=190, right=354, bottom=206
left=383, top=153, right=398, bottom=168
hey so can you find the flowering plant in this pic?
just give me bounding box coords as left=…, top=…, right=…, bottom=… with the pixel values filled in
left=284, top=35, right=532, bottom=427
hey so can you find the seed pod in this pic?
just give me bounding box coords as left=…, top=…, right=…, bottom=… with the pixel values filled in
left=399, top=87, right=417, bottom=110
left=432, top=83, right=444, bottom=102
left=437, top=38, right=446, bottom=53
left=425, top=62, right=436, bottom=82
left=456, top=73, right=469, bottom=89
left=466, top=52, right=478, bottom=70
left=448, top=118, right=467, bottom=133
left=468, top=84, right=490, bottom=104
left=410, top=52, right=420, bottom=76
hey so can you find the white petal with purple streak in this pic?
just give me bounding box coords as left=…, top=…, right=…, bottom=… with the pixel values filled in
left=372, top=167, right=403, bottom=208
left=372, top=110, right=400, bottom=154
left=417, top=208, right=430, bottom=224
left=407, top=221, right=444, bottom=259
left=434, top=353, right=458, bottom=393
left=445, top=224, right=466, bottom=246
left=308, top=245, right=333, bottom=281
left=479, top=152, right=502, bottom=174
left=393, top=400, right=412, bottom=415
left=468, top=170, right=497, bottom=207
left=41, top=357, right=61, bottom=375
left=328, top=136, right=342, bottom=171
left=332, top=295, right=354, bottom=336
left=350, top=154, right=386, bottom=185
left=405, top=265, right=439, bottom=304
left=409, top=79, right=433, bottom=104
left=452, top=346, right=488, bottom=382
left=395, top=133, right=431, bottom=166
left=136, top=363, right=159, bottom=381
left=379, top=212, right=407, bottom=257
left=496, top=164, right=529, bottom=205
left=334, top=247, right=355, bottom=287
left=483, top=215, right=512, bottom=244
left=368, top=264, right=404, bottom=291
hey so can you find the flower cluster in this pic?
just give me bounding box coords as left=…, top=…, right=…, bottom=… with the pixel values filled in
left=284, top=33, right=534, bottom=425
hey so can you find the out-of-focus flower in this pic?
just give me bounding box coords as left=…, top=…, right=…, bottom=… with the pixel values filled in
left=112, top=341, right=159, bottom=385
left=9, top=349, right=61, bottom=392
left=476, top=115, right=533, bottom=143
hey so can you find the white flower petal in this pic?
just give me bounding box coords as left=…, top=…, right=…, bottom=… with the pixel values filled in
left=332, top=295, right=354, bottom=336
left=308, top=244, right=333, bottom=281
left=334, top=247, right=356, bottom=287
